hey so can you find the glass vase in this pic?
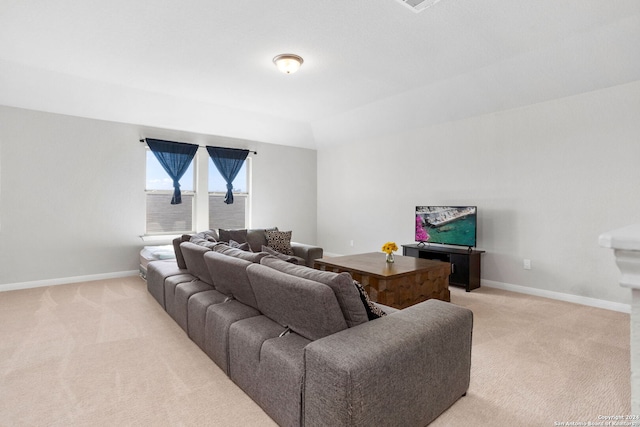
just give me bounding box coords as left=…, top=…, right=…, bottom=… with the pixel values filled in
left=386, top=252, right=394, bottom=263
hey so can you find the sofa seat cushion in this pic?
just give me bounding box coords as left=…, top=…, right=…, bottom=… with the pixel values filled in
left=146, top=260, right=188, bottom=308
left=247, top=264, right=348, bottom=341
left=228, top=315, right=285, bottom=399
left=187, top=289, right=227, bottom=350
left=260, top=257, right=369, bottom=328
left=256, top=332, right=310, bottom=427
left=204, top=300, right=261, bottom=374
left=164, top=274, right=198, bottom=320
left=173, top=280, right=214, bottom=332
left=228, top=314, right=310, bottom=427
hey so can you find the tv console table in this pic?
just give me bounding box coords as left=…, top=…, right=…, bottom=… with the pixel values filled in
left=402, top=244, right=485, bottom=292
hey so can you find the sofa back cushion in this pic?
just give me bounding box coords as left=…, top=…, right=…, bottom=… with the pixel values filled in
left=260, top=256, right=369, bottom=328
left=190, top=236, right=220, bottom=249
left=247, top=264, right=348, bottom=341
left=204, top=251, right=258, bottom=309
left=172, top=235, right=191, bottom=269
left=261, top=246, right=305, bottom=265
left=218, top=228, right=278, bottom=252
left=218, top=228, right=248, bottom=245
left=212, top=243, right=268, bottom=263
left=173, top=230, right=219, bottom=269
left=180, top=242, right=214, bottom=284
left=246, top=229, right=270, bottom=252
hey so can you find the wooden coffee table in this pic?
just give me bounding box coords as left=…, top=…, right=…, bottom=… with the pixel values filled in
left=314, top=252, right=450, bottom=309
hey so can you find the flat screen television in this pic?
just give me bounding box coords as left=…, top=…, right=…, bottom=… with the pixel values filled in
left=415, top=206, right=477, bottom=248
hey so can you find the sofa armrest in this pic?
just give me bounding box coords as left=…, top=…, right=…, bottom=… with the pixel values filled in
left=290, top=242, right=323, bottom=267
left=173, top=236, right=191, bottom=269
left=303, top=299, right=472, bottom=427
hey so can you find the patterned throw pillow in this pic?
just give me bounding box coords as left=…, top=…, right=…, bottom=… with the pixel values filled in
left=353, top=280, right=386, bottom=320
left=265, top=230, right=294, bottom=256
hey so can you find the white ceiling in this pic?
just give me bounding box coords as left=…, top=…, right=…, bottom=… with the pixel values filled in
left=1, top=0, right=639, bottom=149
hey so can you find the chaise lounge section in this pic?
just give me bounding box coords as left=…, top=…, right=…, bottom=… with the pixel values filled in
left=146, top=229, right=473, bottom=426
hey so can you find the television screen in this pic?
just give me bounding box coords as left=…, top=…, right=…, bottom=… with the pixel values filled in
left=415, top=206, right=477, bottom=248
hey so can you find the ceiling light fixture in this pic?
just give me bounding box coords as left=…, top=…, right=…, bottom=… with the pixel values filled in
left=273, top=54, right=304, bottom=74
left=395, top=0, right=442, bottom=13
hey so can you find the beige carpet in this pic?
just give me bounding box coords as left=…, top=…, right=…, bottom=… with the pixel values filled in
left=0, top=277, right=630, bottom=426
left=432, top=287, right=630, bottom=426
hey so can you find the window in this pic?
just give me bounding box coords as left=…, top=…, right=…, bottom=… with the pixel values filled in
left=208, top=157, right=248, bottom=230
left=144, top=146, right=251, bottom=236
left=145, top=149, right=195, bottom=234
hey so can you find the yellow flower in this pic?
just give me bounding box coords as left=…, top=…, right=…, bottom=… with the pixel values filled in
left=382, top=241, right=397, bottom=254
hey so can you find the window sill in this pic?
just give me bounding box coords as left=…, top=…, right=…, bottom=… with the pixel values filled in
left=140, top=234, right=181, bottom=244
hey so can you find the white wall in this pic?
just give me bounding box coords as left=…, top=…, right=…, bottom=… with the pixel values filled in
left=316, top=81, right=640, bottom=306
left=250, top=142, right=317, bottom=244
left=0, top=106, right=317, bottom=287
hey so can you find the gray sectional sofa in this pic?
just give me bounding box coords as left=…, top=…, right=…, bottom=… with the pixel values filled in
left=146, top=230, right=473, bottom=427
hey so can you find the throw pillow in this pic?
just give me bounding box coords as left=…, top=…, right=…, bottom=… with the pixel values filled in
left=202, top=229, right=219, bottom=241
left=219, top=228, right=248, bottom=244
left=189, top=235, right=220, bottom=249
left=265, top=230, right=294, bottom=256
left=261, top=245, right=299, bottom=264
left=246, top=227, right=278, bottom=252
left=212, top=243, right=269, bottom=263
left=229, top=239, right=251, bottom=251
left=191, top=229, right=219, bottom=242
left=353, top=280, right=386, bottom=320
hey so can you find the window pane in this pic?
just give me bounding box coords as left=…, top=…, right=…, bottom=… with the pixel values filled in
left=209, top=194, right=246, bottom=230
left=208, top=159, right=247, bottom=193
left=146, top=193, right=194, bottom=233
left=146, top=150, right=194, bottom=191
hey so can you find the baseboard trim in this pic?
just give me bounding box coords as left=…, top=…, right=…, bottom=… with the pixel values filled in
left=321, top=254, right=631, bottom=312
left=481, top=279, right=631, bottom=314
left=0, top=270, right=140, bottom=292
left=8, top=268, right=628, bottom=312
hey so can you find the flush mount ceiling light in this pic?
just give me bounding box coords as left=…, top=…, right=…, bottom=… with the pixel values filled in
left=272, top=54, right=304, bottom=74
left=395, top=0, right=442, bottom=13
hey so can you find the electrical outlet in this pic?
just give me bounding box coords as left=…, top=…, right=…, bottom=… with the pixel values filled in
left=350, top=240, right=354, bottom=247
left=523, top=259, right=531, bottom=270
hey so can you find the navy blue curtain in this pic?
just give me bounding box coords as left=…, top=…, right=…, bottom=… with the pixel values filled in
left=206, top=146, right=249, bottom=204
left=146, top=138, right=198, bottom=205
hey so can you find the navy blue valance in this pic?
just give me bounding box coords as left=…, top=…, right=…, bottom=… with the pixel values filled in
left=206, top=146, right=249, bottom=205
left=146, top=138, right=198, bottom=205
